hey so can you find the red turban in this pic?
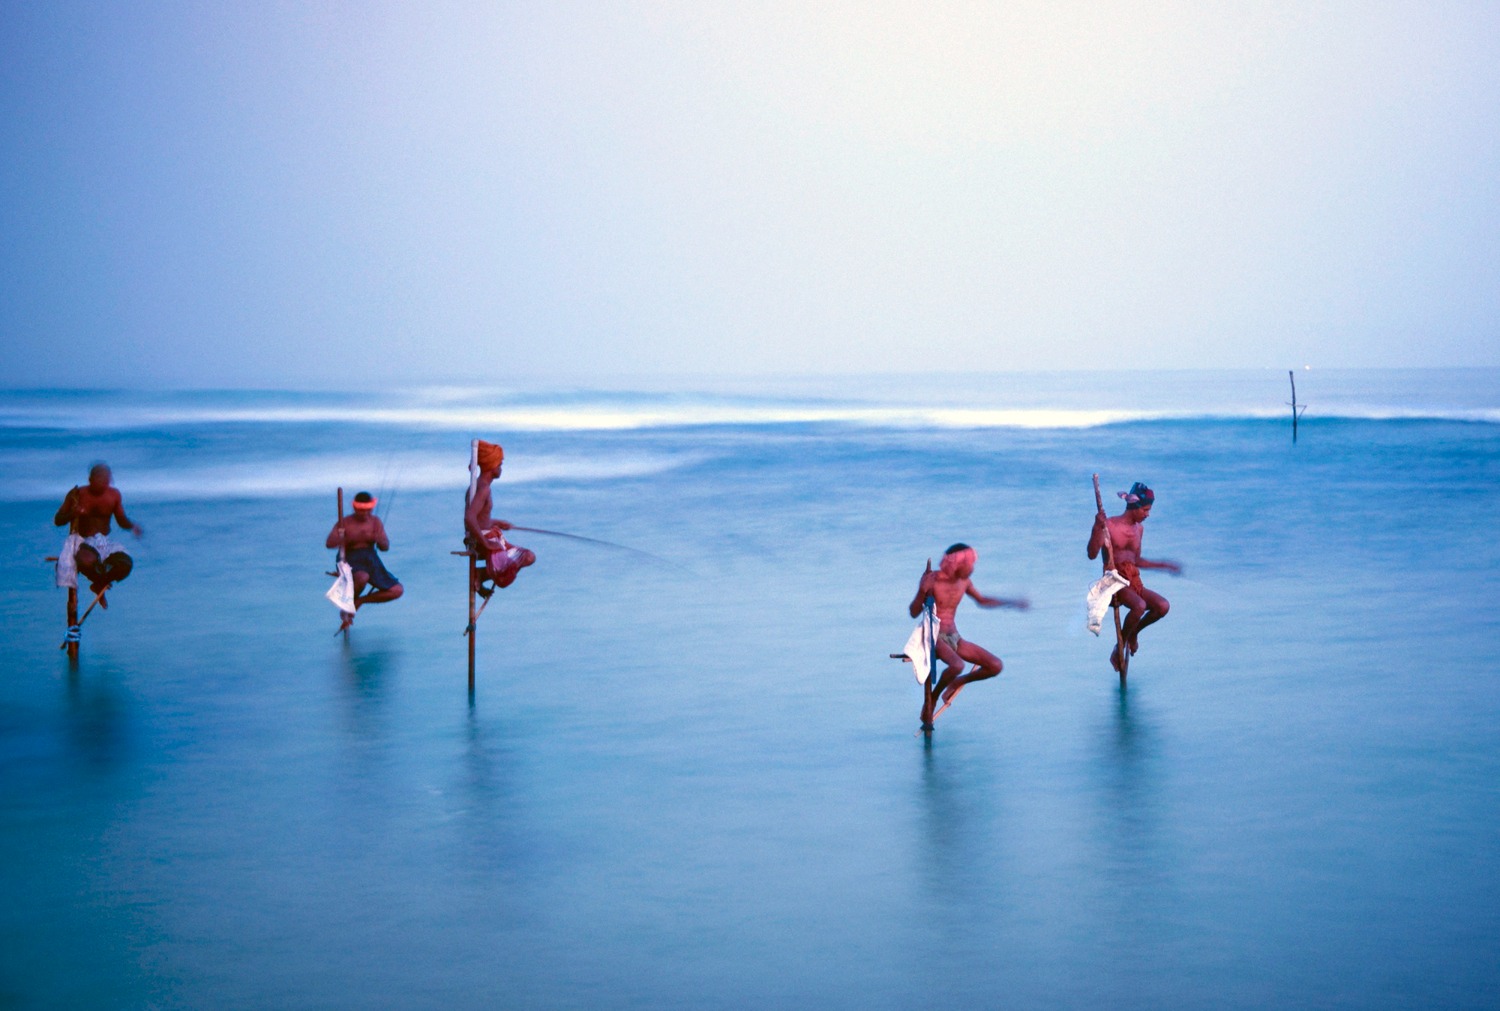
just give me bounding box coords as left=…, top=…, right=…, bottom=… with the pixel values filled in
left=477, top=441, right=504, bottom=471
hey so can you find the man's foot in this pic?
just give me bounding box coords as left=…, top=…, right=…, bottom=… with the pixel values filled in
left=1126, top=634, right=1139, bottom=655
left=475, top=582, right=495, bottom=600
left=1110, top=645, right=1122, bottom=673
left=933, top=682, right=964, bottom=720
left=920, top=721, right=934, bottom=734
left=337, top=611, right=355, bottom=634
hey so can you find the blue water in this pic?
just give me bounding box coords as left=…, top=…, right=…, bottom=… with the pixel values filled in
left=2, top=370, right=1498, bottom=1008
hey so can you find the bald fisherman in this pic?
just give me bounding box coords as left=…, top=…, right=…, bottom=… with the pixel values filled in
left=54, top=462, right=144, bottom=602
left=465, top=440, right=535, bottom=593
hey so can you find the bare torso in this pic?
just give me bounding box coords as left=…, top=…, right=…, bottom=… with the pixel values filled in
left=56, top=486, right=126, bottom=538
left=926, top=572, right=973, bottom=634
left=1104, top=514, right=1143, bottom=573
left=327, top=512, right=388, bottom=552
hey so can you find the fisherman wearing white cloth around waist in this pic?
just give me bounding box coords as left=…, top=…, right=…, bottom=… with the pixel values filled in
left=53, top=462, right=143, bottom=599
left=907, top=544, right=1029, bottom=732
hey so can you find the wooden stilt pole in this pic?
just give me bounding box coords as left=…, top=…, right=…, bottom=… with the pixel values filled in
left=66, top=585, right=78, bottom=662
left=468, top=561, right=477, bottom=692
left=1093, top=474, right=1129, bottom=684
left=466, top=439, right=479, bottom=694
left=336, top=487, right=348, bottom=641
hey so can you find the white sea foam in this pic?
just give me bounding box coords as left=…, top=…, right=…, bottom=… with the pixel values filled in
left=6, top=400, right=1499, bottom=433
left=0, top=451, right=698, bottom=503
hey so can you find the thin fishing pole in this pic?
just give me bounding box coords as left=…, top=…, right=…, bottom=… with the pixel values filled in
left=507, top=526, right=673, bottom=567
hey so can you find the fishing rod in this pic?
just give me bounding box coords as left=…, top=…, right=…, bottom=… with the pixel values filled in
left=506, top=526, right=672, bottom=566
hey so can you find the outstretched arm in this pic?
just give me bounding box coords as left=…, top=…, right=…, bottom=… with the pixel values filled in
left=1139, top=557, right=1183, bottom=575
left=968, top=584, right=1030, bottom=610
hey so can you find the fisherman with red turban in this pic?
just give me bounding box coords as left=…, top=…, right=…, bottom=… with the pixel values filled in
left=465, top=440, right=535, bottom=592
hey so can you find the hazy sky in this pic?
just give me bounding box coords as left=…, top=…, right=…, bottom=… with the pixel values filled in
left=3, top=1, right=1498, bottom=386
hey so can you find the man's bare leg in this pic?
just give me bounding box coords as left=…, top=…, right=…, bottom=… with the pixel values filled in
left=75, top=545, right=110, bottom=604
left=1114, top=588, right=1147, bottom=656
left=934, top=641, right=1002, bottom=720
left=494, top=548, right=537, bottom=589
left=356, top=585, right=404, bottom=608
left=921, top=641, right=965, bottom=728
left=1119, top=588, right=1169, bottom=654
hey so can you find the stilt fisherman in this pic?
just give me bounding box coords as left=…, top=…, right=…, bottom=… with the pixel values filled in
left=54, top=462, right=143, bottom=606
left=465, top=440, right=535, bottom=595
left=325, top=490, right=403, bottom=631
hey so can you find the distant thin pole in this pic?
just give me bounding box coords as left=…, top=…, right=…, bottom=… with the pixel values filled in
left=1288, top=370, right=1308, bottom=443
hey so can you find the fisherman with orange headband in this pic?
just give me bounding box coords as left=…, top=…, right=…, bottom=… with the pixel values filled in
left=326, top=490, right=403, bottom=630
left=465, top=440, right=535, bottom=592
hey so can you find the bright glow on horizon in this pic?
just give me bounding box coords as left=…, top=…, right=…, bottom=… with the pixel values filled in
left=2, top=1, right=1498, bottom=386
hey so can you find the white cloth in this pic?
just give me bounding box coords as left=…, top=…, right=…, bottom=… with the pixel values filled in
left=902, top=602, right=940, bottom=686
left=326, top=560, right=356, bottom=614
left=1086, top=569, right=1131, bottom=634
left=55, top=533, right=127, bottom=589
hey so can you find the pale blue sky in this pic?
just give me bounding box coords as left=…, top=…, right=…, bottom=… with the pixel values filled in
left=3, top=1, right=1498, bottom=386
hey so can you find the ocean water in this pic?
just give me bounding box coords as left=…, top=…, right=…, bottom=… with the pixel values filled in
left=1, top=369, right=1497, bottom=1009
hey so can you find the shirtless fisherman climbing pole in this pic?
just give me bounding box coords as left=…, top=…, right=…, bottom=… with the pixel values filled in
left=465, top=441, right=535, bottom=594
left=910, top=544, right=1029, bottom=730
left=1088, top=482, right=1181, bottom=672
left=54, top=462, right=143, bottom=603
left=326, top=491, right=403, bottom=631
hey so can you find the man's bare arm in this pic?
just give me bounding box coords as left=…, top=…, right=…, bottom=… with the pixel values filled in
left=1087, top=513, right=1108, bottom=560
left=374, top=517, right=390, bottom=552
left=326, top=521, right=345, bottom=549
left=968, top=584, right=1030, bottom=610
left=1138, top=557, right=1183, bottom=575
left=54, top=487, right=79, bottom=528
left=909, top=569, right=936, bottom=618
left=463, top=487, right=489, bottom=541
left=114, top=496, right=142, bottom=536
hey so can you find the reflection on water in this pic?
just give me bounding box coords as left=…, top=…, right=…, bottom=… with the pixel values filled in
left=1098, top=685, right=1157, bottom=855
left=63, top=664, right=131, bottom=773
left=917, top=740, right=987, bottom=900
left=335, top=640, right=397, bottom=743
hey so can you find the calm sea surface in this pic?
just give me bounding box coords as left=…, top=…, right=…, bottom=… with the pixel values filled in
left=2, top=370, right=1498, bottom=1009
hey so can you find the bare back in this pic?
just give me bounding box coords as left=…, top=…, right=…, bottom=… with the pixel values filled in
left=464, top=475, right=495, bottom=541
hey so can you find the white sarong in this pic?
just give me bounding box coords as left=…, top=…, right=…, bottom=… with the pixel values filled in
left=55, top=533, right=127, bottom=589
left=1086, top=569, right=1131, bottom=634
left=326, top=560, right=356, bottom=614
left=901, top=603, right=940, bottom=686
